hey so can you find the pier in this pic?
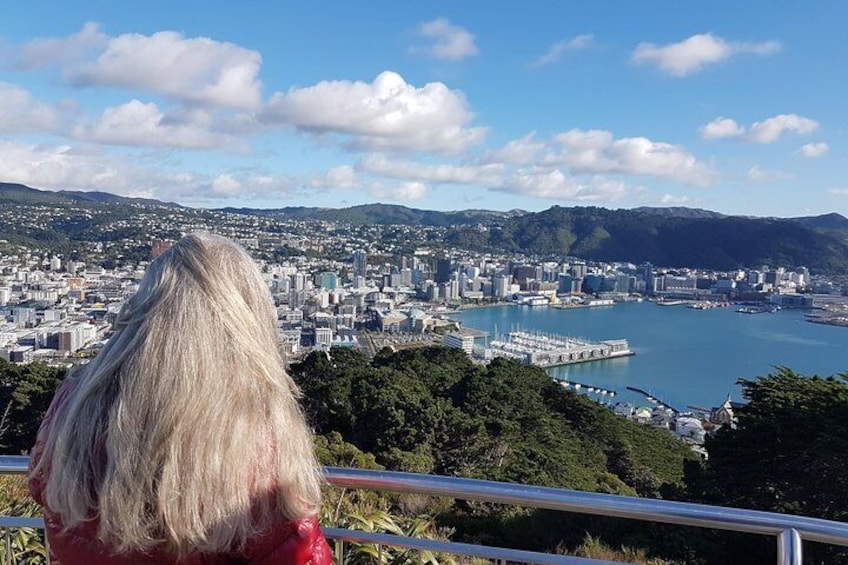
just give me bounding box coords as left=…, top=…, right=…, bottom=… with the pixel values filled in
left=626, top=386, right=680, bottom=414
left=475, top=330, right=633, bottom=368
left=555, top=378, right=617, bottom=399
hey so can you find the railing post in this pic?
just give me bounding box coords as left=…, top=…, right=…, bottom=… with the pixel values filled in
left=333, top=538, right=343, bottom=565
left=777, top=528, right=802, bottom=565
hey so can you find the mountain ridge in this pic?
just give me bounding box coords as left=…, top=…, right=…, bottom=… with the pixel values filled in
left=2, top=182, right=847, bottom=271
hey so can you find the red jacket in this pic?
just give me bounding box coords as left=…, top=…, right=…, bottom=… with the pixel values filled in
left=29, top=379, right=333, bottom=565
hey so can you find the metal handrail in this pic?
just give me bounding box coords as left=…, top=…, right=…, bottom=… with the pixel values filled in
left=4, top=455, right=848, bottom=565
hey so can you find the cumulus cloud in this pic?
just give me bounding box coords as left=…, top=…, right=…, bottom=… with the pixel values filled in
left=264, top=71, right=486, bottom=154
left=72, top=30, right=263, bottom=109
left=15, top=22, right=108, bottom=70
left=0, top=140, right=295, bottom=201
left=360, top=154, right=504, bottom=185
left=370, top=181, right=428, bottom=201
left=72, top=100, right=238, bottom=149
left=496, top=169, right=627, bottom=201
left=411, top=19, right=478, bottom=61
left=531, top=34, right=594, bottom=67
left=632, top=33, right=781, bottom=76
left=481, top=133, right=546, bottom=165
left=0, top=140, right=159, bottom=195
left=309, top=165, right=358, bottom=189
left=747, top=165, right=793, bottom=183
left=699, top=114, right=818, bottom=143
left=542, top=129, right=715, bottom=186
left=798, top=142, right=829, bottom=158
left=699, top=117, right=744, bottom=140
left=0, top=83, right=64, bottom=133
left=17, top=24, right=263, bottom=109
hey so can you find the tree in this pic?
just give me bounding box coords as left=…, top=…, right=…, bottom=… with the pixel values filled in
left=0, top=360, right=66, bottom=454
left=684, top=368, right=848, bottom=564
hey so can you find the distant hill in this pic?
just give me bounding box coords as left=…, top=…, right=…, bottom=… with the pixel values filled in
left=787, top=212, right=848, bottom=231
left=2, top=181, right=848, bottom=272
left=630, top=206, right=727, bottom=220
left=0, top=183, right=78, bottom=205
left=219, top=203, right=521, bottom=226
left=0, top=182, right=179, bottom=208
left=445, top=206, right=848, bottom=272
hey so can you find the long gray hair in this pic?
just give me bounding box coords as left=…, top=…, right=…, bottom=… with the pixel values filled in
left=35, top=232, right=322, bottom=555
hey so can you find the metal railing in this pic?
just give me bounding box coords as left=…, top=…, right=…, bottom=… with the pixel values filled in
left=3, top=455, right=848, bottom=564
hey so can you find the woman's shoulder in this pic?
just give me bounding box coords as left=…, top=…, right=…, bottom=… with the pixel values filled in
left=244, top=516, right=332, bottom=565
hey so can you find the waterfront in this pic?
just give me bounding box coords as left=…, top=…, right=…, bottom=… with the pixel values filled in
left=453, top=302, right=848, bottom=409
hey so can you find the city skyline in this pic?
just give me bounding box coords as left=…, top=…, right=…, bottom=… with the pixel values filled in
left=1, top=1, right=846, bottom=216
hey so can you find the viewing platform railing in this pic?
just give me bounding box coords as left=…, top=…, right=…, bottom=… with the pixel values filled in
left=3, top=455, right=848, bottom=565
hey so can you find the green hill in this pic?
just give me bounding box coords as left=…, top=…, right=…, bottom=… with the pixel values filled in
left=447, top=206, right=848, bottom=272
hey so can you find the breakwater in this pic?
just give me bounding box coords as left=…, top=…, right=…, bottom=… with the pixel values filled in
left=626, top=386, right=680, bottom=414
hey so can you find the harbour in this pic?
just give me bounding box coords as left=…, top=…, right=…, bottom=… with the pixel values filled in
left=452, top=300, right=848, bottom=409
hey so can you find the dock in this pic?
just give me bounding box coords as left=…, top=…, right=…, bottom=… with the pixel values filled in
left=626, top=386, right=679, bottom=414
left=474, top=330, right=633, bottom=368
left=555, top=378, right=617, bottom=398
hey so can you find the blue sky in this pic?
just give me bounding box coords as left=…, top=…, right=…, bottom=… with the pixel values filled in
left=0, top=1, right=846, bottom=216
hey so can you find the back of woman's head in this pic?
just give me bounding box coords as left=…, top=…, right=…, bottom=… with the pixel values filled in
left=39, top=232, right=321, bottom=555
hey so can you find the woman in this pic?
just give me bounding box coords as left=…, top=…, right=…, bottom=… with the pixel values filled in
left=29, top=233, right=331, bottom=564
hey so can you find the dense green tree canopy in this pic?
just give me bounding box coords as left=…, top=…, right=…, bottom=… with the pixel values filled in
left=0, top=360, right=67, bottom=454
left=684, top=368, right=848, bottom=564
left=292, top=346, right=694, bottom=496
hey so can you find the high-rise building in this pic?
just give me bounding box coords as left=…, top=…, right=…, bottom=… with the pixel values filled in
left=435, top=257, right=452, bottom=284
left=641, top=263, right=655, bottom=294
left=492, top=275, right=511, bottom=298
left=353, top=250, right=368, bottom=278
left=318, top=272, right=338, bottom=290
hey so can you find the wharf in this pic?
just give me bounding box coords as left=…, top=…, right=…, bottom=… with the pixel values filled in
left=476, top=330, right=633, bottom=368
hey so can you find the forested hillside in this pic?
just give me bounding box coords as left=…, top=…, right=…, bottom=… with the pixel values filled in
left=445, top=206, right=848, bottom=271
left=3, top=351, right=846, bottom=563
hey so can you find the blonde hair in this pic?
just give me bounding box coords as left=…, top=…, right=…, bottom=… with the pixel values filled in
left=35, top=232, right=322, bottom=555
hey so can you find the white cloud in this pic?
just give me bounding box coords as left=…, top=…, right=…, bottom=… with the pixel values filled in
left=0, top=83, right=63, bottom=133
left=699, top=117, right=744, bottom=140
left=659, top=194, right=692, bottom=205
left=632, top=33, right=781, bottom=76
left=309, top=165, right=358, bottom=189
left=747, top=165, right=793, bottom=183
left=0, top=140, right=294, bottom=201
left=481, top=133, right=546, bottom=165
left=15, top=22, right=108, bottom=70
left=747, top=114, right=818, bottom=143
left=50, top=27, right=263, bottom=109
left=543, top=129, right=715, bottom=186
left=496, top=168, right=627, bottom=201
left=411, top=19, right=478, bottom=61
left=829, top=188, right=848, bottom=196
left=699, top=114, right=818, bottom=143
left=798, top=142, right=829, bottom=158
left=210, top=174, right=242, bottom=196
left=370, top=181, right=428, bottom=201
left=264, top=71, right=486, bottom=154
left=360, top=154, right=504, bottom=185
left=531, top=34, right=594, bottom=67
left=73, top=100, right=237, bottom=149
left=0, top=140, right=156, bottom=195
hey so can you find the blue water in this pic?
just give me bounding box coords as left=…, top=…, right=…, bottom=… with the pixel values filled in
left=453, top=303, right=848, bottom=410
